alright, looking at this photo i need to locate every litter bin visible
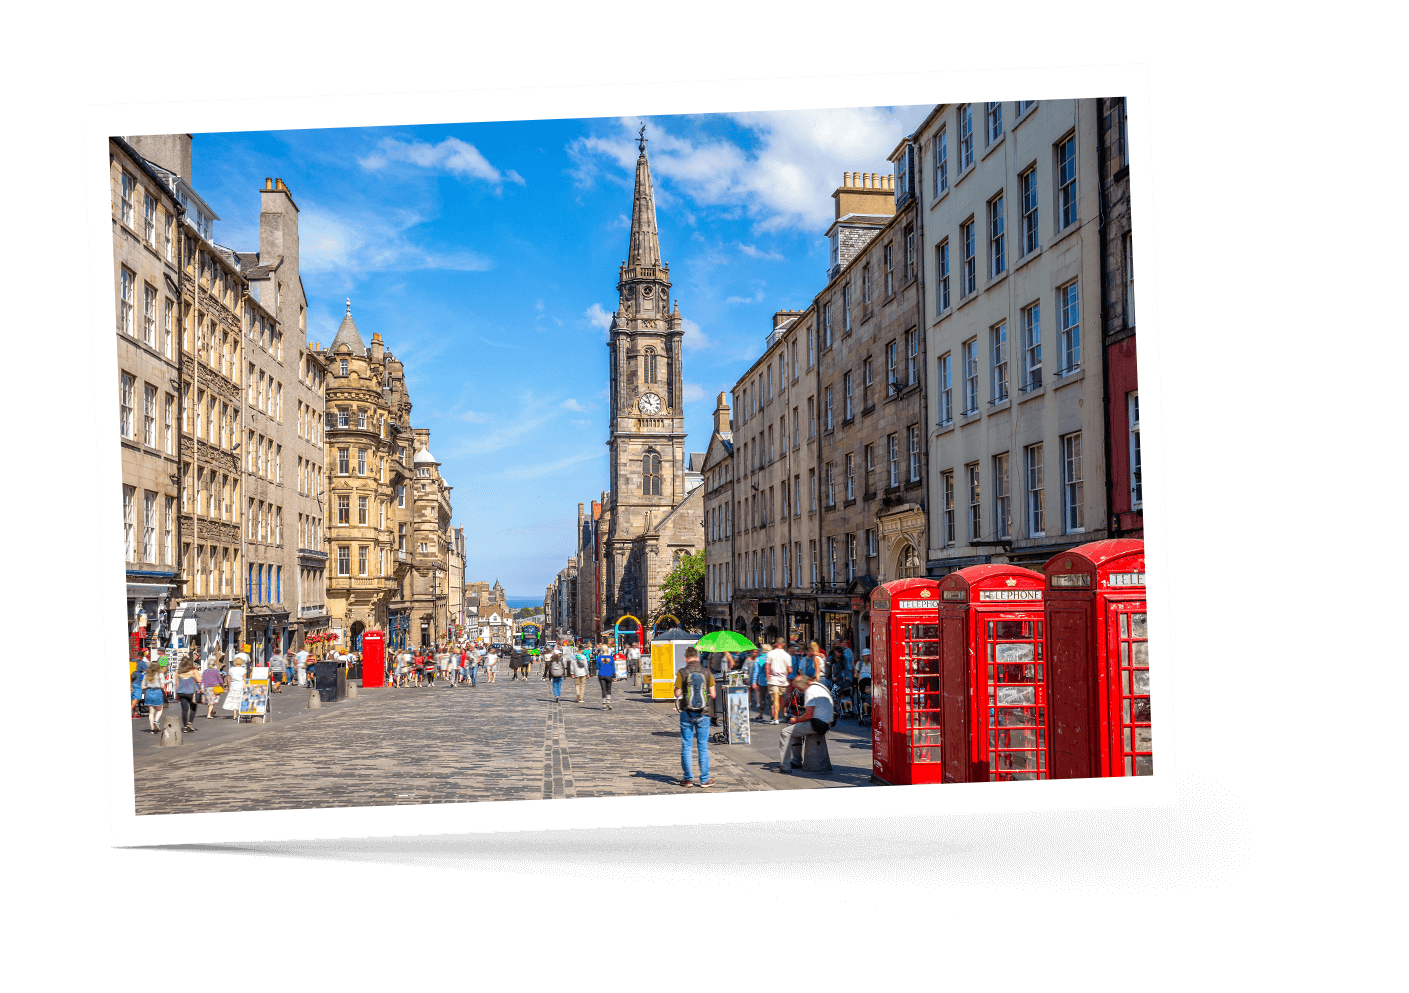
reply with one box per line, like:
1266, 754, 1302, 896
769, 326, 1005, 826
311, 661, 346, 703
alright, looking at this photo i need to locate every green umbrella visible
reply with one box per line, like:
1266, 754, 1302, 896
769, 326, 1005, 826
692, 630, 757, 653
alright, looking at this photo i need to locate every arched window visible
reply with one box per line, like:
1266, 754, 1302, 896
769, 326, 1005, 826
644, 347, 657, 384
896, 542, 922, 578
642, 449, 662, 495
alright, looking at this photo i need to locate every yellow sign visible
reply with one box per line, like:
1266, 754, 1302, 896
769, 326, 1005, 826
650, 644, 676, 701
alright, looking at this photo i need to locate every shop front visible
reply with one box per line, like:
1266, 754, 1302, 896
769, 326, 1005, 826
387, 609, 410, 650
783, 597, 815, 648
168, 600, 236, 665
126, 572, 179, 657
818, 599, 852, 650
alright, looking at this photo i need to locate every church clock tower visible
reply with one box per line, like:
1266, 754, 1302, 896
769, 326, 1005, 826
603, 128, 688, 617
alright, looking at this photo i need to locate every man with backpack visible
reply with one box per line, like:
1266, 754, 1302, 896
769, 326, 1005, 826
674, 647, 715, 787
544, 650, 565, 704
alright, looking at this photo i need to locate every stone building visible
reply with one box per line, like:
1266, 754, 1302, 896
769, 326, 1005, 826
401, 432, 454, 647
1098, 97, 1142, 539
465, 581, 511, 644
727, 310, 806, 646
813, 164, 925, 654
319, 306, 416, 650
448, 526, 466, 637
112, 138, 184, 653
598, 133, 703, 632
545, 559, 578, 640
572, 500, 605, 641
234, 177, 329, 653
699, 394, 734, 633
915, 100, 1109, 573
127, 135, 249, 660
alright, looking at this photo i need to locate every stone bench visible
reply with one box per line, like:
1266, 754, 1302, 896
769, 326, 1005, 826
785, 727, 833, 774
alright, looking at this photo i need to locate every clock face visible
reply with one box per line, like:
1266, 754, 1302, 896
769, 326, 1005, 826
638, 393, 662, 414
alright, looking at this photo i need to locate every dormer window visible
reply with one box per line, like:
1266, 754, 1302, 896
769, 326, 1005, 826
829, 231, 839, 270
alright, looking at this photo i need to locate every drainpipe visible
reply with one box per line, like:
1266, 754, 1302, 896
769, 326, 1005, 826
1095, 99, 1118, 539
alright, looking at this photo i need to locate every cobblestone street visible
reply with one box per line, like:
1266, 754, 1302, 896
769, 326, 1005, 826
133, 672, 875, 815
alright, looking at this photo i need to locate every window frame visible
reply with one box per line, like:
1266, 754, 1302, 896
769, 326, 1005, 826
989, 192, 1006, 277
991, 322, 1009, 403
1026, 442, 1045, 537
938, 353, 953, 426
1057, 134, 1078, 230
993, 452, 1011, 539
1062, 432, 1085, 533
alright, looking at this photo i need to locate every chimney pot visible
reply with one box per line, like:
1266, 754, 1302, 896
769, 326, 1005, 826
843, 172, 850, 187
265, 178, 273, 189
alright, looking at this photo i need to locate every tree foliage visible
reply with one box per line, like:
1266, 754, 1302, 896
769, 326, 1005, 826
655, 550, 706, 632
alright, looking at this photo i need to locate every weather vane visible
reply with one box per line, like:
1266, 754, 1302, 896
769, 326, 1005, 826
638, 122, 647, 152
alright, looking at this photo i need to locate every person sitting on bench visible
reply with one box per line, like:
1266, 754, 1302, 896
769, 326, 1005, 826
776, 674, 834, 774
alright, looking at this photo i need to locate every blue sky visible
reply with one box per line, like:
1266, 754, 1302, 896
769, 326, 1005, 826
190, 107, 929, 596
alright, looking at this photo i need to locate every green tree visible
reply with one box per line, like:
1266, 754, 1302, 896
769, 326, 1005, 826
655, 550, 705, 632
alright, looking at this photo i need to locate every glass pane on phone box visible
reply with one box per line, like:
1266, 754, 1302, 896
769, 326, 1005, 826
1135, 755, 1154, 776
1130, 697, 1152, 723
1123, 699, 1130, 723
920, 710, 942, 727
1120, 642, 1129, 666
916, 643, 940, 660
1124, 755, 1133, 776
1134, 727, 1154, 752
1132, 641, 1149, 666
918, 624, 940, 640
997, 685, 1036, 706
996, 642, 1035, 663
988, 730, 995, 747
914, 747, 941, 763
1131, 613, 1148, 638
1004, 728, 1036, 749
1123, 727, 1131, 751
1132, 670, 1151, 695
997, 707, 1036, 727
1121, 670, 1130, 695
987, 621, 995, 637
1120, 613, 1129, 638
912, 729, 941, 746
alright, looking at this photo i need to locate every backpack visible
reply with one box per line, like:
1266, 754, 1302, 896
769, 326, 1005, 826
682, 668, 708, 712
549, 656, 564, 678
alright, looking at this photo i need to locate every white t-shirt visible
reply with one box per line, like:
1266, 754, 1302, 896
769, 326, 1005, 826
765, 648, 792, 687
803, 683, 834, 724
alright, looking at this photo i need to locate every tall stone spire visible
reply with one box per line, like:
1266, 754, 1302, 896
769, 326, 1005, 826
626, 125, 661, 268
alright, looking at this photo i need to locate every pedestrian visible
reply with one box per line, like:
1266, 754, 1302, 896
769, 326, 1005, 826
809, 641, 829, 689
567, 643, 588, 702
776, 674, 834, 775
130, 655, 148, 720
201, 659, 226, 718
174, 658, 201, 733
544, 650, 565, 704
674, 647, 715, 787
295, 648, 309, 688
764, 639, 792, 724
464, 648, 476, 687
485, 648, 498, 683
749, 650, 766, 719
627, 641, 641, 683
596, 644, 617, 710
140, 662, 167, 734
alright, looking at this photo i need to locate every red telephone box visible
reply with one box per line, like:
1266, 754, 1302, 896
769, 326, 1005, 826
937, 565, 1049, 783
361, 629, 387, 688
869, 578, 943, 786
871, 568, 1048, 786
1044, 539, 1149, 779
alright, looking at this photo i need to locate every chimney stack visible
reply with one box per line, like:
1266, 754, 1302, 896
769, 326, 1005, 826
127, 133, 192, 182
714, 392, 733, 438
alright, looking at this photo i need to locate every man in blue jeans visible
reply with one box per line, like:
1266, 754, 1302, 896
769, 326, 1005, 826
674, 647, 716, 787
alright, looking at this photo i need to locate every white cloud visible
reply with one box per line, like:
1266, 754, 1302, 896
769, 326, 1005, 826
358, 137, 526, 187
560, 398, 586, 411
584, 302, 614, 338
681, 316, 712, 352
300, 201, 493, 276
570, 108, 929, 234
725, 288, 766, 304
682, 382, 708, 403
571, 419, 591, 427
739, 242, 785, 261
458, 410, 490, 423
